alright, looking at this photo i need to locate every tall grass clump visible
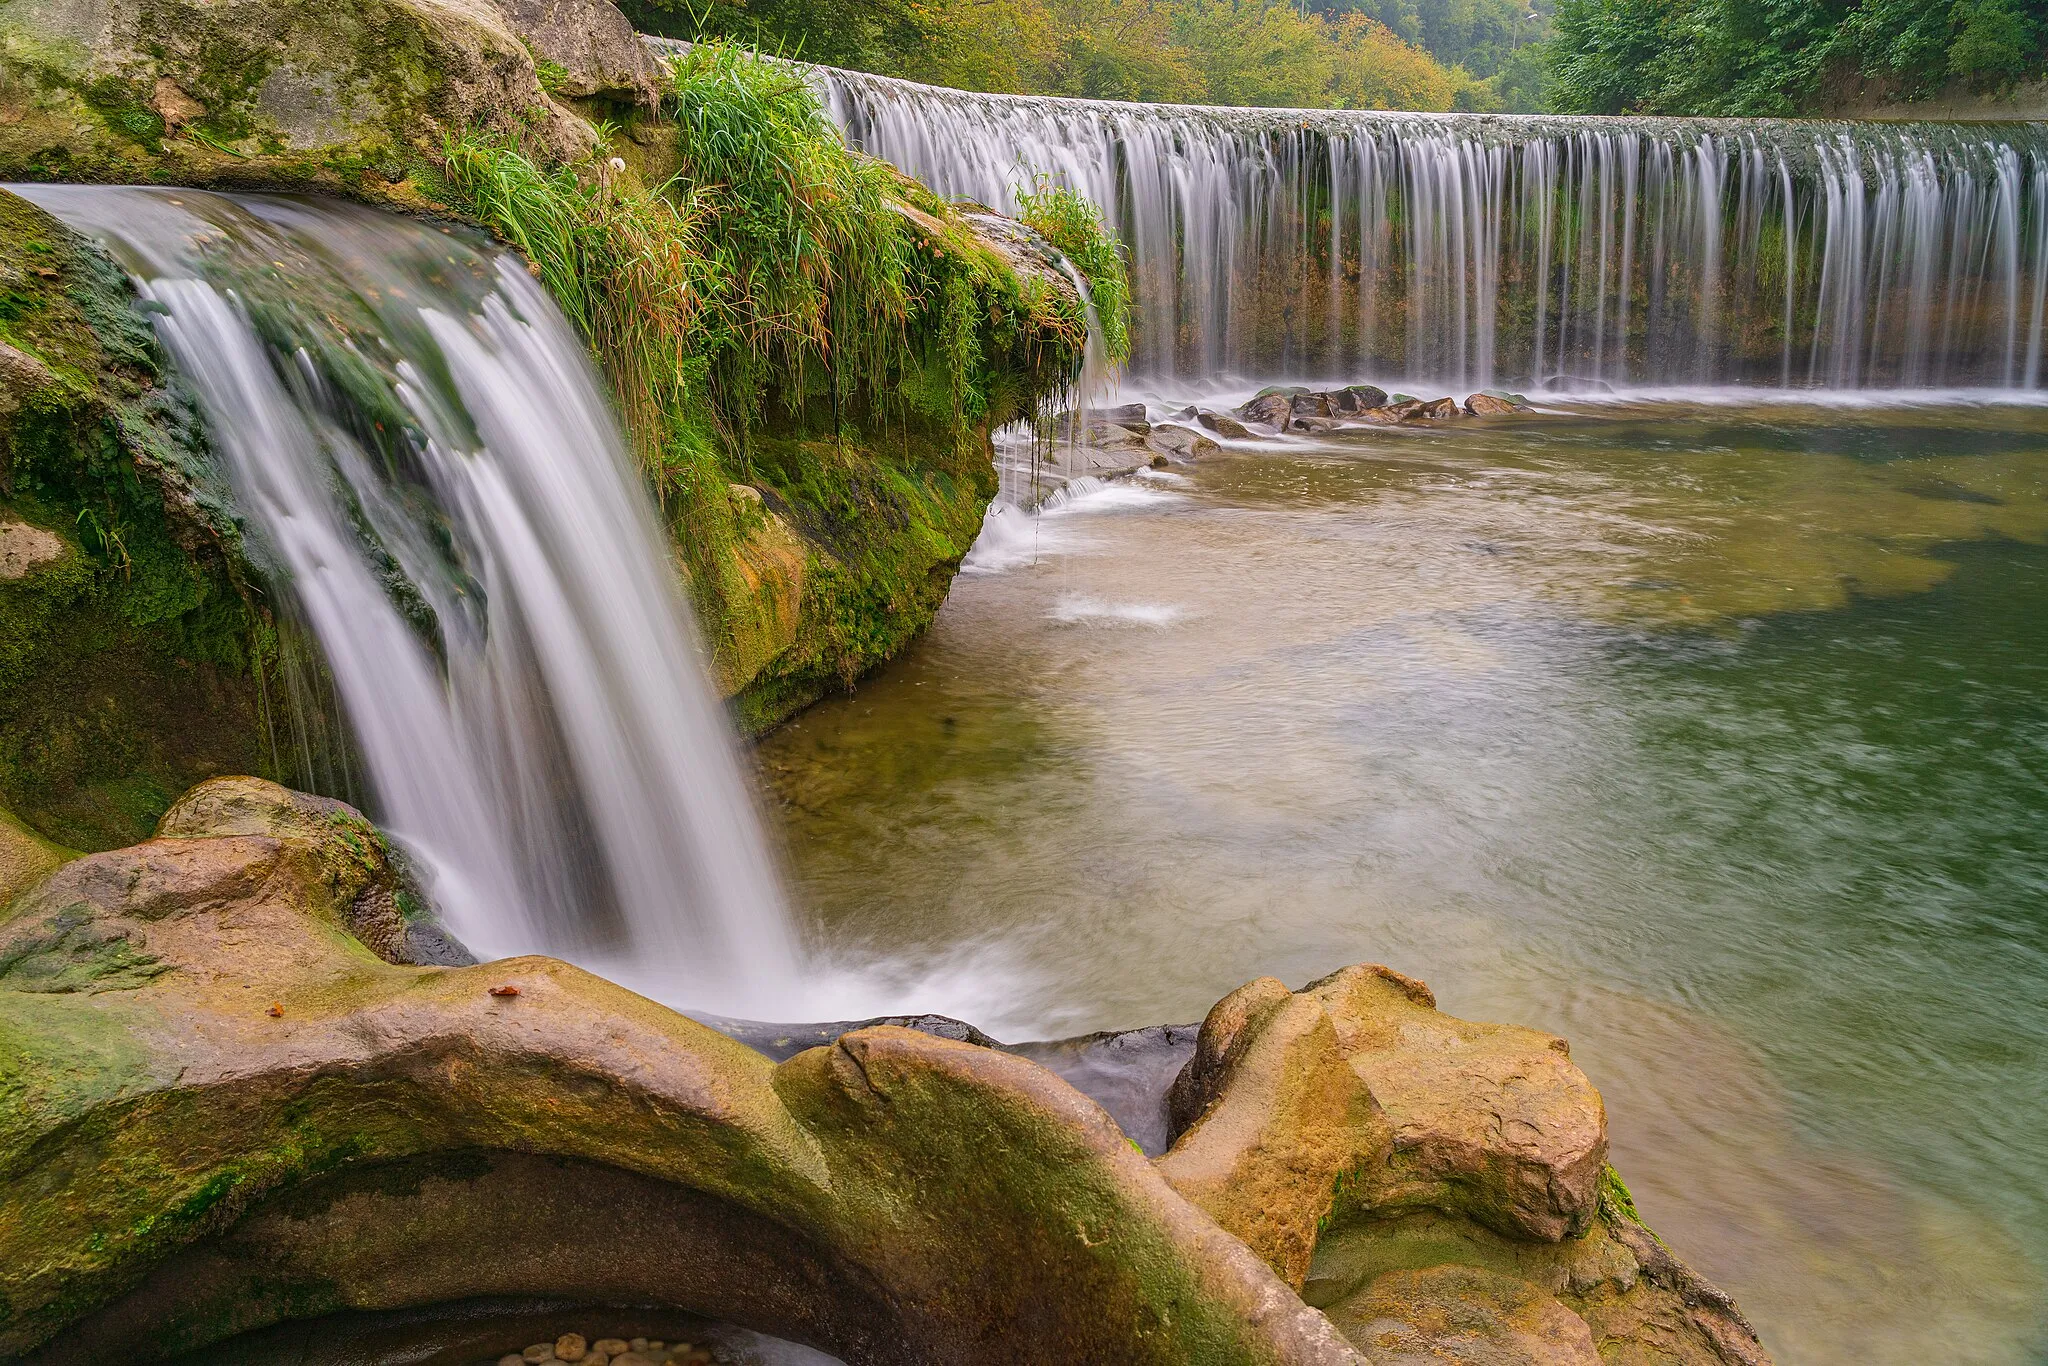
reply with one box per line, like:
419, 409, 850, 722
438, 43, 1093, 471
663, 41, 915, 429
436, 135, 718, 498
1015, 180, 1132, 368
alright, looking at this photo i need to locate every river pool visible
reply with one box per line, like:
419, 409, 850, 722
759, 394, 2048, 1366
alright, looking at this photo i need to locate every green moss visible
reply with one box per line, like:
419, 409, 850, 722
429, 49, 1085, 730
0, 191, 276, 849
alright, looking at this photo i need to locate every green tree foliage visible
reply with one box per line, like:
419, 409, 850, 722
621, 0, 1471, 110
1545, 0, 2047, 115
1320, 0, 1553, 79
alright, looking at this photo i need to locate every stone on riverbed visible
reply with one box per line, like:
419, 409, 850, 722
1197, 409, 1254, 438
1466, 390, 1531, 415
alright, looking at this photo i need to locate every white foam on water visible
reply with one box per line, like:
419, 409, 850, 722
1048, 593, 1184, 626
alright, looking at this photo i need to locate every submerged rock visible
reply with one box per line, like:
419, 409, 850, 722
1196, 409, 1253, 439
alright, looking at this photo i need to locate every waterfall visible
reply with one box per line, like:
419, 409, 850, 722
791, 58, 2048, 392
19, 186, 798, 1014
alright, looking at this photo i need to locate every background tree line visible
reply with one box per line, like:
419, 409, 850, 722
622, 0, 2044, 117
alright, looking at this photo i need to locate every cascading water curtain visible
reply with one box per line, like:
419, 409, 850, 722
795, 53, 2048, 392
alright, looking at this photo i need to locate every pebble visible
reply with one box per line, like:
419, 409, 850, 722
502, 1332, 717, 1366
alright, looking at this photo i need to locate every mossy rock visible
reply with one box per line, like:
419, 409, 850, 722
0, 0, 605, 194
0, 188, 278, 851
0, 780, 1361, 1363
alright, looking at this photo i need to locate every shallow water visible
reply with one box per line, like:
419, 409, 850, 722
760, 397, 2048, 1365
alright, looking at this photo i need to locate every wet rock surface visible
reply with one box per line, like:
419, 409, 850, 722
2, 778, 1767, 1366
1230, 386, 1533, 432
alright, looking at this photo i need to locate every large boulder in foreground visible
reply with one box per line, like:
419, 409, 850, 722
1, 777, 1768, 1364
0, 777, 1356, 1364
1159, 968, 1768, 1366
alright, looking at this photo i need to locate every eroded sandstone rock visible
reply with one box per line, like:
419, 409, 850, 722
0, 779, 1360, 1365
1160, 967, 1768, 1365
1, 779, 1767, 1366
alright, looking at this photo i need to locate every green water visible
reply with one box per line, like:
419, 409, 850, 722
758, 398, 2048, 1365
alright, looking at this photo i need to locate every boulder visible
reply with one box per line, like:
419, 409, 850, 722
1196, 410, 1253, 439
1239, 393, 1293, 427
493, 0, 657, 100
1148, 423, 1219, 459
1159, 964, 1602, 1276
1289, 393, 1332, 420
1156, 989, 1380, 1288
1416, 397, 1461, 420
1161, 969, 1771, 1366
1329, 386, 1388, 415
1290, 415, 1342, 433
0, 0, 598, 186
1101, 402, 1151, 432
1082, 420, 1150, 452
0, 779, 1363, 1365
1465, 390, 1529, 416
1323, 1264, 1600, 1365
1305, 965, 1606, 1243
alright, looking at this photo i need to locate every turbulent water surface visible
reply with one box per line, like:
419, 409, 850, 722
760, 393, 2048, 1365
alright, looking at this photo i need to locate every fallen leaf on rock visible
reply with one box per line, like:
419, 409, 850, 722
488, 984, 521, 997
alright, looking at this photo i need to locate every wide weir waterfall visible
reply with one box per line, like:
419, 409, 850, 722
18, 186, 799, 1013
810, 64, 2048, 392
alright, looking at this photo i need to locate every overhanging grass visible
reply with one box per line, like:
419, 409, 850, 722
1016, 179, 1132, 368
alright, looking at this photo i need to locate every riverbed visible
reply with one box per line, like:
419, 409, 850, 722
759, 394, 2048, 1366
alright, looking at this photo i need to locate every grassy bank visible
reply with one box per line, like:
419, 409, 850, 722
433, 41, 1109, 728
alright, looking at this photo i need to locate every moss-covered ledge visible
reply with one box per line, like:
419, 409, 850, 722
2, 0, 1090, 743
0, 189, 281, 852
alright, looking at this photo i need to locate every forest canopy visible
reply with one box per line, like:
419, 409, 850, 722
1545, 0, 2048, 115
622, 0, 1550, 112
621, 0, 2044, 116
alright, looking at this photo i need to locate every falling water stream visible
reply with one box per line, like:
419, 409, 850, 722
17, 186, 801, 1016
17, 64, 2048, 1363
792, 56, 2048, 392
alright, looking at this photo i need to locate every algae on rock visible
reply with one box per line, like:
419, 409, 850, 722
3, 1, 1093, 746
0, 188, 283, 852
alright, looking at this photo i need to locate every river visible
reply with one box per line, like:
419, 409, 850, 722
760, 392, 2048, 1365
